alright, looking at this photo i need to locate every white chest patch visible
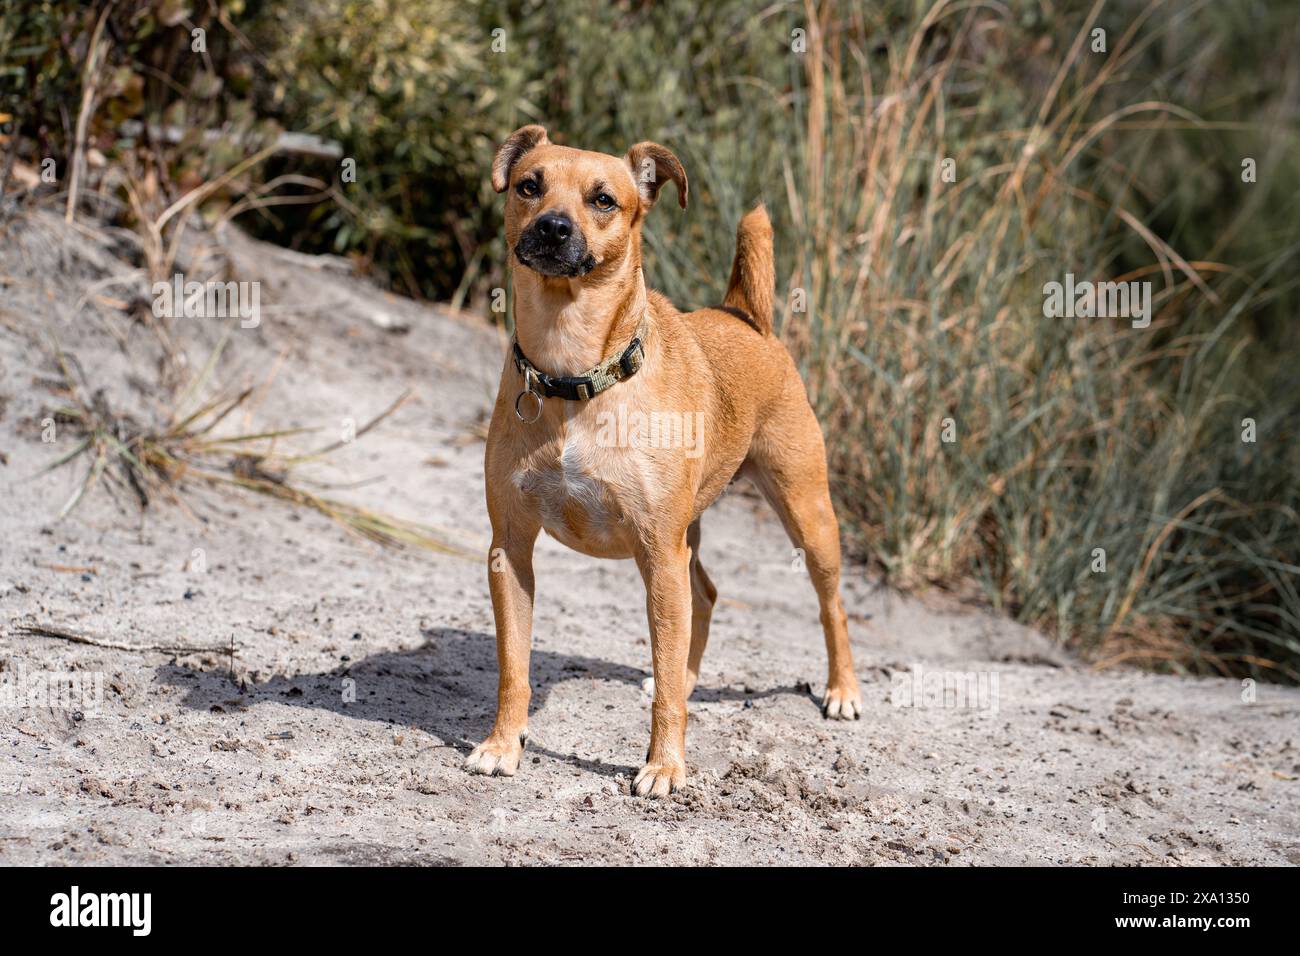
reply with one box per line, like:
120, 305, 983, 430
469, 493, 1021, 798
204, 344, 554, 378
512, 433, 618, 546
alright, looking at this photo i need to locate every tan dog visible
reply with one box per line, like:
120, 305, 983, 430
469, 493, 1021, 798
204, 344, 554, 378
465, 125, 861, 798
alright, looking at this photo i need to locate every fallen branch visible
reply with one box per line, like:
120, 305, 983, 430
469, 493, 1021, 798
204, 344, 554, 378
11, 619, 233, 656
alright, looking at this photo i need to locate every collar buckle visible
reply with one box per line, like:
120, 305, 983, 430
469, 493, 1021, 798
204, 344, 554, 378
618, 338, 644, 379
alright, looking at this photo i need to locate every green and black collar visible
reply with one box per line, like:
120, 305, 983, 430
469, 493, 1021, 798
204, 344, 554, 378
512, 312, 649, 404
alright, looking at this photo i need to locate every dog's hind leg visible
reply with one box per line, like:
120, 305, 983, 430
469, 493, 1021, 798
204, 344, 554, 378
685, 518, 718, 698
743, 383, 862, 720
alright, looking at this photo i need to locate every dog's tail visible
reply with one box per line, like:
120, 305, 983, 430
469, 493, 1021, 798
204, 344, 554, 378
723, 203, 775, 335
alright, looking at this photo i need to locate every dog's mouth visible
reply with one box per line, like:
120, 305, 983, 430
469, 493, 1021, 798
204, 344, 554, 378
514, 245, 597, 278
514, 220, 597, 278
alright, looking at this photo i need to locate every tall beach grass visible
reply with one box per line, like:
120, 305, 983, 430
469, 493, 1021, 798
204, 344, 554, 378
629, 1, 1300, 678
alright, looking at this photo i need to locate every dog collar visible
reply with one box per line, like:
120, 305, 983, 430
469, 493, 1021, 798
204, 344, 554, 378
511, 312, 649, 420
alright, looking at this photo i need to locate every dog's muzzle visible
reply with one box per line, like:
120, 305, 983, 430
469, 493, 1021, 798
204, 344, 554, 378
515, 212, 596, 277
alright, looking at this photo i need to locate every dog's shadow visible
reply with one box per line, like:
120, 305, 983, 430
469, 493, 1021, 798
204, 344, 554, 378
159, 627, 809, 779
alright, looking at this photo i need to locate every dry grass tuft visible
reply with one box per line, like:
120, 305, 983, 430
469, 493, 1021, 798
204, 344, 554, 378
36, 332, 473, 559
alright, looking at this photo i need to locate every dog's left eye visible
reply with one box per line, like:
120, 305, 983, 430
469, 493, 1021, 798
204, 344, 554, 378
592, 192, 617, 211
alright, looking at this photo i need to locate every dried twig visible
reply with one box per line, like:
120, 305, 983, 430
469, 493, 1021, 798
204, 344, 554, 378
33, 562, 97, 574
65, 2, 115, 224
12, 619, 232, 656
294, 388, 413, 461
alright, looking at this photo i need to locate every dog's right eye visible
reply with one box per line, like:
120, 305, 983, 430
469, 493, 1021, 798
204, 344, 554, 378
517, 179, 540, 198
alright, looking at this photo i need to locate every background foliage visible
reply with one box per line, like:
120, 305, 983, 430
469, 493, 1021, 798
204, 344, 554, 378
3, 0, 1298, 679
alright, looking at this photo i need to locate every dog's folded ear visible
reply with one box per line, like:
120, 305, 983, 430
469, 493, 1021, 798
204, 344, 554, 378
625, 142, 688, 210
492, 125, 549, 193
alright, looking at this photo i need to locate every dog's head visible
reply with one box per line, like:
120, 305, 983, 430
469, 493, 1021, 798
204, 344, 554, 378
493, 125, 687, 279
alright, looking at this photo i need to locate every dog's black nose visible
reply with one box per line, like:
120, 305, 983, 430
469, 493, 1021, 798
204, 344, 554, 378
533, 213, 572, 244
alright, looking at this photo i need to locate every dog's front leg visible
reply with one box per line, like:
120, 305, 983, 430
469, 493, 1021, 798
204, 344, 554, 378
465, 516, 540, 777
633, 532, 692, 798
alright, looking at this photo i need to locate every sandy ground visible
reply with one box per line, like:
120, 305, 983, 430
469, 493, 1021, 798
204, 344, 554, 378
1, 209, 1297, 866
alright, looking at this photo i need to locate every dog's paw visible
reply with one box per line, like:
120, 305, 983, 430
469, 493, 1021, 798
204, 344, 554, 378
821, 682, 862, 720
463, 730, 526, 777
632, 758, 686, 799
